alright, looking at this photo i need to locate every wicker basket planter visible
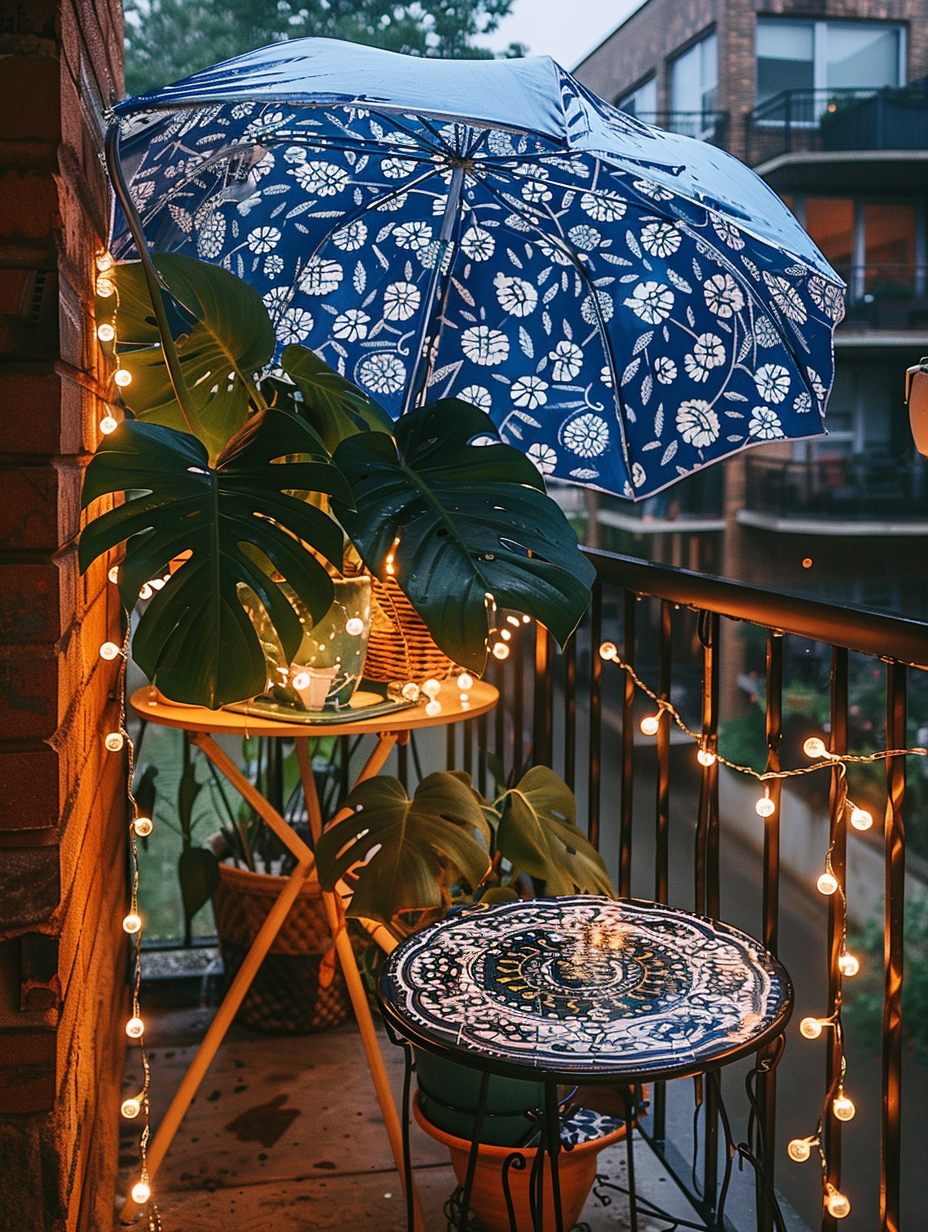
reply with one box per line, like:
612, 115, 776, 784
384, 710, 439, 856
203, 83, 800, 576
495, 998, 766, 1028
344, 563, 456, 684
213, 862, 350, 1033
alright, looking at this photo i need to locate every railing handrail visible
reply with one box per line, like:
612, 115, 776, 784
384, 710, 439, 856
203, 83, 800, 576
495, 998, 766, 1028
584, 546, 928, 668
750, 82, 928, 125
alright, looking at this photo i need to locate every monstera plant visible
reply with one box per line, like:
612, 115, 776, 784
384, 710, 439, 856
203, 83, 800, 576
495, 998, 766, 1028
314, 764, 616, 934
81, 254, 595, 707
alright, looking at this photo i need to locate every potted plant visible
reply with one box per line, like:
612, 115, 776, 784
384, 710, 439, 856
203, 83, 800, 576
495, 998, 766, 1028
80, 254, 595, 710
314, 763, 627, 1229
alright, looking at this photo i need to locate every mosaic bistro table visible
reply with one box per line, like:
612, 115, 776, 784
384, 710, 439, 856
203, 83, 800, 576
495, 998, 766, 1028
379, 895, 793, 1232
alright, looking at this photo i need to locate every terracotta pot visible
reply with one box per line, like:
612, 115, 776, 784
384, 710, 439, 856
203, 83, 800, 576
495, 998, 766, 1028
413, 1090, 625, 1232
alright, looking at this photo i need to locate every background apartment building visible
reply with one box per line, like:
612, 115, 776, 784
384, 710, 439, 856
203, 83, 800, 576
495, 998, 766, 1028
573, 0, 928, 621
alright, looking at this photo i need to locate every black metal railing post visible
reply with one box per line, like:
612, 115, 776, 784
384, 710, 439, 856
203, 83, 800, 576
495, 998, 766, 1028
882, 662, 906, 1232
620, 591, 636, 898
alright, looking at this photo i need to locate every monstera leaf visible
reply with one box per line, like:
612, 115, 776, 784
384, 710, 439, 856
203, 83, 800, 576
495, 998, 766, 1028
496, 766, 615, 897
282, 344, 393, 454
315, 773, 491, 925
101, 255, 276, 462
333, 401, 595, 671
79, 410, 352, 707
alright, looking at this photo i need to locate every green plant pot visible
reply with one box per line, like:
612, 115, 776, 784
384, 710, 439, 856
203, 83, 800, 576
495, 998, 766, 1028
242, 576, 372, 710
414, 1049, 545, 1147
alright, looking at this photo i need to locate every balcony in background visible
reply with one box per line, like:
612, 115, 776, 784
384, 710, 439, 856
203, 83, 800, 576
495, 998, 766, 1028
629, 110, 730, 149
746, 84, 928, 194
740, 452, 928, 533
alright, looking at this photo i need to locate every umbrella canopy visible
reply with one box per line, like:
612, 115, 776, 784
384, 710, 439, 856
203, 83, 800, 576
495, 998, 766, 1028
108, 38, 845, 499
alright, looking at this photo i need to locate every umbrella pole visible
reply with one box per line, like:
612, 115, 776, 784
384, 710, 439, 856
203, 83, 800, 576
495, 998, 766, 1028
399, 163, 465, 418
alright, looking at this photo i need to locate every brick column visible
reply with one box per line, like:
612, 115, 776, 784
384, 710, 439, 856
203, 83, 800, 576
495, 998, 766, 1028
0, 3, 127, 1230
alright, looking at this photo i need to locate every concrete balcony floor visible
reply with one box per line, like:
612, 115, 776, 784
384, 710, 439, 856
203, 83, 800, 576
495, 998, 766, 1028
119, 1005, 701, 1231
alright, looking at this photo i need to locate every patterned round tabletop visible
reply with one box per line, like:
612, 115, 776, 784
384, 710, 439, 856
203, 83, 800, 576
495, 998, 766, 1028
379, 897, 792, 1081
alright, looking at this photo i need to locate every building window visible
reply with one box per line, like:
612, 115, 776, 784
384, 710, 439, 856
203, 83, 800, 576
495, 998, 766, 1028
617, 76, 657, 120
793, 196, 924, 299
669, 31, 717, 137
756, 19, 905, 113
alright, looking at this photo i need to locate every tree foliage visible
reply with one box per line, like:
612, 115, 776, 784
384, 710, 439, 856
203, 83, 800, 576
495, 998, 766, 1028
124, 0, 524, 97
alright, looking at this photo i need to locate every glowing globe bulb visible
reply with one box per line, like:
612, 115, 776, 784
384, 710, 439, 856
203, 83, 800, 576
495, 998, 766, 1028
108, 565, 120, 584
803, 736, 828, 759
838, 953, 860, 977
114, 368, 132, 387
599, 641, 618, 661
133, 817, 153, 838
121, 1097, 141, 1119
501, 629, 511, 641
422, 678, 441, 699
425, 700, 442, 718
492, 643, 510, 660
105, 732, 125, 752
291, 671, 311, 691
697, 748, 717, 767
522, 615, 531, 624
755, 795, 776, 818
787, 1138, 812, 1162
96, 252, 115, 272
401, 682, 420, 701
800, 1017, 824, 1040
640, 714, 660, 736
457, 673, 474, 690
97, 322, 115, 342
833, 1094, 856, 1121
99, 415, 118, 435
817, 871, 839, 896
131, 1181, 151, 1205
850, 807, 873, 831
99, 641, 121, 661
125, 1017, 144, 1039
345, 617, 364, 636
825, 1186, 851, 1219
96, 277, 115, 297
123, 913, 142, 935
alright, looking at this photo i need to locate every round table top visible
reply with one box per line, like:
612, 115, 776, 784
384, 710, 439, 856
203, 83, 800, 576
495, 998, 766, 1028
130, 678, 498, 737
379, 896, 792, 1083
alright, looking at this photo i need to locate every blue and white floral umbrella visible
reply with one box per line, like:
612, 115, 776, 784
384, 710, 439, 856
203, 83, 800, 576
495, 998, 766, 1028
107, 38, 844, 499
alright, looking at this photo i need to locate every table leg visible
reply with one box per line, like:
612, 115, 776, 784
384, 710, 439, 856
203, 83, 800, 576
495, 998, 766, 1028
295, 733, 425, 1232
121, 733, 318, 1222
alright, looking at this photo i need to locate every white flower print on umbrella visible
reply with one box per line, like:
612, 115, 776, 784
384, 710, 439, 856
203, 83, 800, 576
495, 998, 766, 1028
580, 191, 626, 222
632, 462, 647, 489
383, 281, 421, 322
562, 413, 610, 457
511, 376, 549, 408
292, 160, 349, 195
710, 214, 745, 250
581, 291, 614, 324
278, 307, 314, 343
458, 385, 492, 410
793, 391, 812, 413
246, 225, 281, 253
460, 226, 495, 261
685, 333, 726, 380
654, 357, 678, 385
633, 178, 674, 201
358, 352, 407, 396
299, 257, 343, 295
749, 407, 784, 439
394, 221, 433, 252
332, 220, 368, 251
196, 212, 226, 259
640, 222, 682, 258
567, 224, 602, 252
333, 310, 370, 341
754, 316, 780, 347
495, 273, 538, 317
263, 254, 284, 276
262, 286, 291, 314
704, 274, 744, 319
625, 281, 674, 325
676, 400, 720, 449
754, 363, 791, 404
763, 272, 808, 324
461, 326, 510, 366
550, 340, 583, 382
528, 442, 558, 474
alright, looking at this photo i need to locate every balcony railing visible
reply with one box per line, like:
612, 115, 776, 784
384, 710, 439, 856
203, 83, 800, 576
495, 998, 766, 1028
627, 109, 730, 148
745, 82, 928, 166
459, 548, 927, 1230
743, 453, 928, 522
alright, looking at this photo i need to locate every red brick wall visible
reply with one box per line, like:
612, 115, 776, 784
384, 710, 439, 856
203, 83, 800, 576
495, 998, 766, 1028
0, 3, 127, 1230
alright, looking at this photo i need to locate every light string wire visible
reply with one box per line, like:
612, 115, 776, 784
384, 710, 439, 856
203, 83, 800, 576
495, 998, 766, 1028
597, 641, 922, 1221
110, 624, 161, 1230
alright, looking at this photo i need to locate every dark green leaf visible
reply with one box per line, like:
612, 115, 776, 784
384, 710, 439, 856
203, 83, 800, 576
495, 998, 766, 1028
132, 763, 159, 822
178, 846, 220, 928
333, 401, 595, 671
496, 766, 616, 897
315, 773, 490, 925
80, 411, 352, 707
178, 758, 202, 845
105, 255, 277, 461
282, 344, 393, 454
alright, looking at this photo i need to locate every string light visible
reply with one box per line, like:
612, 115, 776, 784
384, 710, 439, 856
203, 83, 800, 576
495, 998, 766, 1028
755, 790, 776, 818
138, 584, 153, 600
121, 1097, 142, 1119
850, 806, 873, 831
132, 817, 153, 838
401, 682, 420, 702
96, 276, 115, 297
100, 641, 123, 660
639, 713, 660, 736
787, 1137, 815, 1162
425, 700, 442, 717
123, 913, 143, 935
457, 673, 474, 691
832, 1092, 856, 1121
96, 251, 115, 272
108, 565, 120, 584
114, 368, 132, 387
291, 671, 311, 691
817, 870, 839, 896
500, 629, 511, 641
697, 747, 717, 767
131, 1181, 151, 1206
100, 415, 119, 435
97, 322, 116, 342
599, 641, 618, 661
799, 1017, 828, 1040
492, 643, 510, 660
126, 1016, 145, 1039
105, 731, 125, 752
345, 617, 364, 636
803, 736, 829, 759
838, 952, 860, 978
422, 679, 441, 699
825, 1185, 851, 1220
